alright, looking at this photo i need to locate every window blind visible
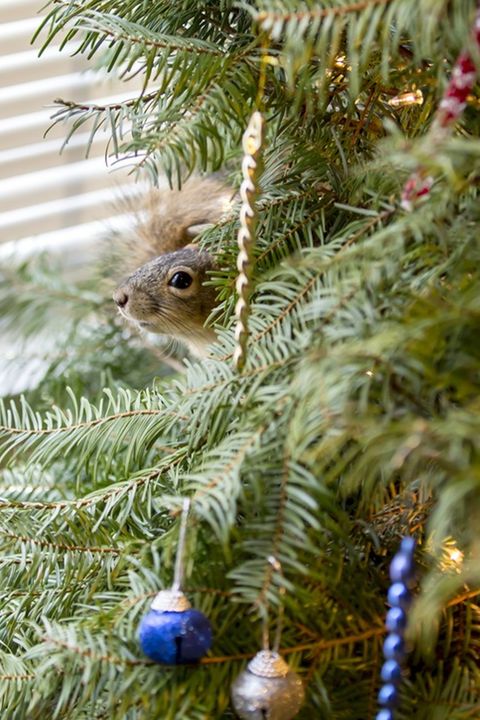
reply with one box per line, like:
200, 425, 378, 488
0, 0, 142, 269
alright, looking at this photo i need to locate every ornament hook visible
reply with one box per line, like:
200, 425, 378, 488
172, 497, 191, 593
261, 555, 286, 653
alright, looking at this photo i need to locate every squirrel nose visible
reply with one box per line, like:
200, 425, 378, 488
113, 288, 129, 308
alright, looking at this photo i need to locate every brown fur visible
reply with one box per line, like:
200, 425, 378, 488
116, 177, 233, 268
112, 177, 233, 355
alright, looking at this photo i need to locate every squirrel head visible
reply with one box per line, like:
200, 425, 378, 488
113, 245, 217, 352
112, 177, 233, 355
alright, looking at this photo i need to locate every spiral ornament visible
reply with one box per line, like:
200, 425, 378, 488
233, 111, 264, 371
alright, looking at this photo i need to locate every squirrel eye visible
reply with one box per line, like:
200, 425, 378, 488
168, 271, 193, 289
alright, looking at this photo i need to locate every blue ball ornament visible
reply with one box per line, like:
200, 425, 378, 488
400, 537, 415, 555
138, 590, 212, 665
383, 633, 405, 662
378, 683, 398, 707
380, 659, 402, 684
389, 552, 415, 585
376, 710, 394, 720
387, 582, 411, 609
385, 606, 407, 633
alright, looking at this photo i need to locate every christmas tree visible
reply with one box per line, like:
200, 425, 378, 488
1, 1, 480, 718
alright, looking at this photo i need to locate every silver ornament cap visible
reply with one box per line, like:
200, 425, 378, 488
150, 589, 191, 612
248, 650, 290, 678
231, 651, 305, 720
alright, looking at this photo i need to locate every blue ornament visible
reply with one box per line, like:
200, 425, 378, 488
389, 553, 415, 585
385, 607, 407, 633
400, 537, 415, 555
380, 659, 402, 684
138, 590, 212, 665
383, 633, 405, 661
387, 582, 411, 609
378, 683, 398, 707
376, 710, 394, 720
377, 536, 416, 720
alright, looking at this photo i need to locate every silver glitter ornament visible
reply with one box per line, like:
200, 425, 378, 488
231, 650, 304, 720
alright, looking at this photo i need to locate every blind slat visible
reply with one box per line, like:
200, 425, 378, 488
0, 131, 106, 178
0, 184, 138, 241
0, 17, 43, 55
0, 3, 137, 251
0, 70, 140, 120
0, 156, 132, 212
0, 0, 43, 23
0, 45, 85, 86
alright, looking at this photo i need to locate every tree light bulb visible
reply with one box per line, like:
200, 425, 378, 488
388, 89, 424, 108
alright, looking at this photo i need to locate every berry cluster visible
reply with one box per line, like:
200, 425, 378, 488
376, 537, 416, 720
401, 6, 480, 211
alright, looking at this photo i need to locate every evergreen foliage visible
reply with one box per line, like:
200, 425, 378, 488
1, 1, 480, 717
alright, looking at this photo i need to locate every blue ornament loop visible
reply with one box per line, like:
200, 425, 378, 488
377, 536, 416, 720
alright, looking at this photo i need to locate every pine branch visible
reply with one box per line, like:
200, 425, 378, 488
256, 0, 394, 23
2, 1, 480, 717
0, 389, 183, 475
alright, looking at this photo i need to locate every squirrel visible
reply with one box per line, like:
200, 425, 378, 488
112, 177, 234, 357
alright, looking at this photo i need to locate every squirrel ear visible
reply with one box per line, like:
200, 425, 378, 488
185, 222, 214, 239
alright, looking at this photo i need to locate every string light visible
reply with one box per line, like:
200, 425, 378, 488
388, 89, 424, 108
441, 540, 464, 573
